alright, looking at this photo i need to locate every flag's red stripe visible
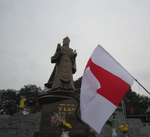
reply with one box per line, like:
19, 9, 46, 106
86, 58, 130, 106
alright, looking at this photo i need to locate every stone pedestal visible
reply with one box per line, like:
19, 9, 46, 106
33, 91, 95, 137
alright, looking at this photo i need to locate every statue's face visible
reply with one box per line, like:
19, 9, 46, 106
63, 39, 70, 46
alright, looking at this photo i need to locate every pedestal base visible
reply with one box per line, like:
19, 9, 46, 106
33, 91, 95, 137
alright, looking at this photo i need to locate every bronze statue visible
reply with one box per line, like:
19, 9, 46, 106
45, 37, 77, 92
35, 38, 89, 137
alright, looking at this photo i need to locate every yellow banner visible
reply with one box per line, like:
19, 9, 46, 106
20, 98, 25, 108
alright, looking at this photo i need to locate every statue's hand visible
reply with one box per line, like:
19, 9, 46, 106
74, 49, 77, 57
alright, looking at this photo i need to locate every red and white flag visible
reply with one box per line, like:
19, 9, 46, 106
80, 45, 135, 133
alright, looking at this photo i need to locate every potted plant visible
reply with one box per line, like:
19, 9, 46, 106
106, 115, 118, 137
120, 124, 129, 137
51, 111, 72, 137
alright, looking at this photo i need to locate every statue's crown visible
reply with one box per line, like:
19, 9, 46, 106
63, 36, 70, 42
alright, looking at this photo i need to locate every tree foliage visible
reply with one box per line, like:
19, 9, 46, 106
0, 89, 19, 115
16, 84, 42, 114
124, 89, 150, 115
74, 76, 82, 93
0, 77, 150, 115
0, 84, 42, 115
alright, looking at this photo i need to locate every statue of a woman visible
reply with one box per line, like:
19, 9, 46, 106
45, 37, 77, 92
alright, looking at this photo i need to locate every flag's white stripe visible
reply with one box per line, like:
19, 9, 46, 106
80, 67, 100, 114
91, 45, 134, 86
81, 93, 116, 133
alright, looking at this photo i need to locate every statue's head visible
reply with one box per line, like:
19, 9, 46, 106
63, 37, 70, 46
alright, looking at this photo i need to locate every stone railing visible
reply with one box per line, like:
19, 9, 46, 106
0, 112, 41, 137
0, 111, 150, 137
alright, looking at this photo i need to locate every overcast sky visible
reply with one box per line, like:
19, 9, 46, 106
0, 0, 150, 97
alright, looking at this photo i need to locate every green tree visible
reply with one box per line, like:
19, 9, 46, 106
0, 89, 19, 115
16, 84, 42, 114
74, 76, 82, 93
0, 84, 43, 115
123, 89, 150, 115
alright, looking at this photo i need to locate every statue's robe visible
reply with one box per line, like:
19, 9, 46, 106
45, 44, 76, 91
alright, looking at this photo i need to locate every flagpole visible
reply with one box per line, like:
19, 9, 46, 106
135, 79, 150, 95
